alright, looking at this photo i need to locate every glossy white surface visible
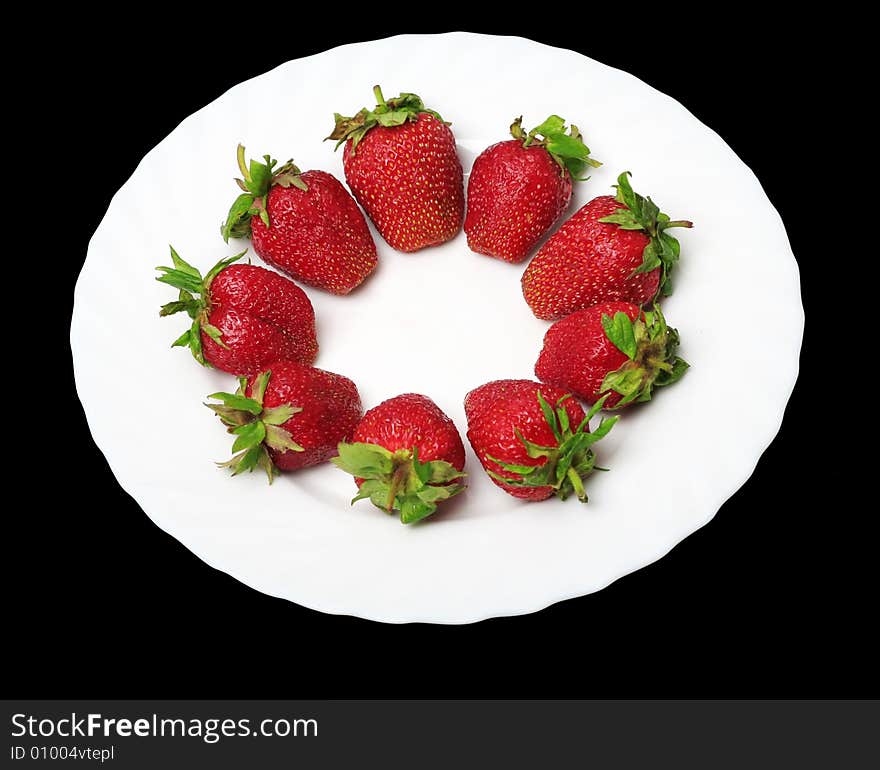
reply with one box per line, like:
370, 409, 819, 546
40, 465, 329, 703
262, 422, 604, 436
71, 33, 803, 623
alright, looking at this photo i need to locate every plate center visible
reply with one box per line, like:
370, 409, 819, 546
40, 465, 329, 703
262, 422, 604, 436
309, 230, 549, 413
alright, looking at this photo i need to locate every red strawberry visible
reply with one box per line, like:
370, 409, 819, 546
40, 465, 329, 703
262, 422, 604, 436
206, 361, 362, 482
328, 87, 464, 252
536, 301, 688, 409
465, 380, 616, 502
221, 145, 377, 294
331, 393, 466, 524
156, 247, 317, 375
464, 115, 600, 263
522, 172, 693, 320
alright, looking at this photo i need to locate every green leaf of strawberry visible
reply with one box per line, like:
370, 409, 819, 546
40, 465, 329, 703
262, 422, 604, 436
221, 145, 308, 242
510, 115, 601, 180
155, 246, 247, 366
599, 304, 689, 407
264, 424, 304, 453
223, 193, 257, 241
262, 404, 298, 426
326, 86, 447, 154
205, 370, 304, 483
231, 420, 266, 452
601, 312, 638, 360
488, 393, 617, 502
205, 391, 263, 415
598, 172, 693, 298
332, 442, 466, 524
334, 442, 394, 479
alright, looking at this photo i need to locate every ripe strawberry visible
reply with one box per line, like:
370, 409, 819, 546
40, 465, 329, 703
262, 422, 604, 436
206, 361, 362, 482
536, 301, 688, 409
465, 380, 616, 502
327, 86, 464, 252
331, 394, 466, 524
464, 115, 600, 263
156, 247, 317, 375
221, 145, 377, 294
522, 172, 693, 320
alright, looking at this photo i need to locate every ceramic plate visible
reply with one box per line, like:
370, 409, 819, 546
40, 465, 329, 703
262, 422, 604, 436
70, 33, 803, 623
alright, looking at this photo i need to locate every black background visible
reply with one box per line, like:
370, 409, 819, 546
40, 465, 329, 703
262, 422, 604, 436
12, 21, 868, 697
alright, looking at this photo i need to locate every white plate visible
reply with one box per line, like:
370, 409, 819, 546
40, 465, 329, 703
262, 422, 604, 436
71, 33, 803, 624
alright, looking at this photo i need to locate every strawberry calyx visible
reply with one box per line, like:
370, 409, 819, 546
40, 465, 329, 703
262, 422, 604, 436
205, 369, 304, 484
600, 305, 689, 407
487, 393, 617, 503
331, 442, 466, 524
598, 171, 694, 298
326, 85, 447, 155
221, 144, 308, 242
155, 245, 247, 365
510, 115, 601, 180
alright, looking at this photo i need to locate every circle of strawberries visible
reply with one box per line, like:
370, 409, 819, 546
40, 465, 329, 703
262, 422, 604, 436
156, 84, 693, 524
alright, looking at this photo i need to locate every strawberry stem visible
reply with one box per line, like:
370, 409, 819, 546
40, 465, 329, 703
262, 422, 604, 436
236, 143, 250, 181
373, 84, 385, 106
567, 467, 587, 502
386, 461, 409, 512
